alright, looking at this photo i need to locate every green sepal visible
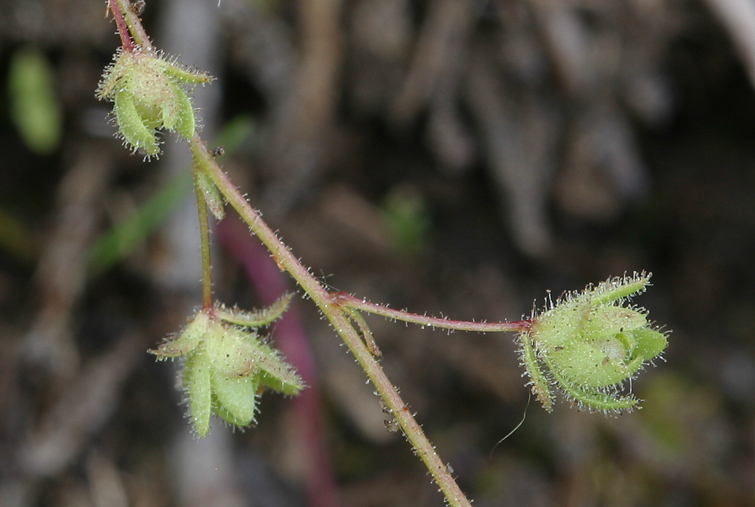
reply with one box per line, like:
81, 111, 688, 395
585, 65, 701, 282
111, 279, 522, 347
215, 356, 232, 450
158, 58, 214, 85
195, 169, 225, 220
529, 300, 590, 351
546, 341, 633, 389
215, 293, 293, 328
203, 326, 260, 378
256, 343, 305, 396
519, 330, 554, 412
211, 373, 259, 427
590, 276, 650, 306
151, 311, 210, 358
159, 82, 182, 132
559, 379, 639, 413
184, 350, 213, 437
114, 90, 159, 156
169, 82, 196, 139
631, 327, 668, 361
548, 362, 639, 413
582, 306, 647, 339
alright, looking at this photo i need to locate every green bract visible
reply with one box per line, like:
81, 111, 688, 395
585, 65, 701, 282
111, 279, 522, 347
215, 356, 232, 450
151, 300, 304, 437
519, 273, 668, 414
96, 46, 212, 157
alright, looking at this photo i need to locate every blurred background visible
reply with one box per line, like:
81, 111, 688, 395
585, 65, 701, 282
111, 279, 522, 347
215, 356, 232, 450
1, 0, 755, 505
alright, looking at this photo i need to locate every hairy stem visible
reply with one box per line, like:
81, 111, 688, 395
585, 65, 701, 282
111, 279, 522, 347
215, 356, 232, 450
112, 0, 152, 50
190, 135, 473, 507
108, 4, 475, 502
192, 168, 214, 310
108, 0, 134, 51
333, 291, 532, 333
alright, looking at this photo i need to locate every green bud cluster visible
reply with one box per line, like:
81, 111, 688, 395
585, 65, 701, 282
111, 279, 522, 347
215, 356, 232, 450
96, 46, 212, 157
151, 300, 304, 436
519, 273, 668, 414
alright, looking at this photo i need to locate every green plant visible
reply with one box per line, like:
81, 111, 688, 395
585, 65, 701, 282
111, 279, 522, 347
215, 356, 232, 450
97, 2, 669, 505
8, 46, 63, 155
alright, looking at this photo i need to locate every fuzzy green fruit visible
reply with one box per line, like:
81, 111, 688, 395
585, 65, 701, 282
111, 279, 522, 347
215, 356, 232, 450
519, 273, 668, 414
96, 47, 212, 157
151, 302, 304, 437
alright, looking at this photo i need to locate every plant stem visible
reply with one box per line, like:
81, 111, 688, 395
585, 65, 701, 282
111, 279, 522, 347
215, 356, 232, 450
108, 0, 135, 52
190, 135, 473, 507
113, 0, 153, 50
109, 3, 475, 504
192, 168, 214, 310
333, 291, 532, 333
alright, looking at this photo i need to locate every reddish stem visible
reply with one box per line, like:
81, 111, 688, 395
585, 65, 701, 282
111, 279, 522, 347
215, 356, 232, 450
332, 291, 532, 333
108, 0, 135, 52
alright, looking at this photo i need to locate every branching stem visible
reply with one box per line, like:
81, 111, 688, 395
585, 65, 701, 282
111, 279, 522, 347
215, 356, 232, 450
100, 3, 670, 503
190, 135, 473, 507
107, 3, 504, 505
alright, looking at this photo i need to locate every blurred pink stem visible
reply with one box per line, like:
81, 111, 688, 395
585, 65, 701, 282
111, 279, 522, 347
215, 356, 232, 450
216, 216, 339, 507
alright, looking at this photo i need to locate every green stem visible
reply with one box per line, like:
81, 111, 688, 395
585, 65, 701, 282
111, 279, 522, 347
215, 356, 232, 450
192, 167, 214, 310
190, 135, 473, 507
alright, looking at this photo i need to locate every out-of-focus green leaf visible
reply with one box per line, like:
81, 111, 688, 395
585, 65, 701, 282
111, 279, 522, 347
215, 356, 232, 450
8, 47, 63, 155
380, 185, 431, 257
0, 207, 37, 262
87, 170, 194, 276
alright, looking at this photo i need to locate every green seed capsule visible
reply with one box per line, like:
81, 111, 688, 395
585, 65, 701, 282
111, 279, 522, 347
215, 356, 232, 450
150, 302, 303, 436
97, 47, 212, 157
519, 273, 668, 414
